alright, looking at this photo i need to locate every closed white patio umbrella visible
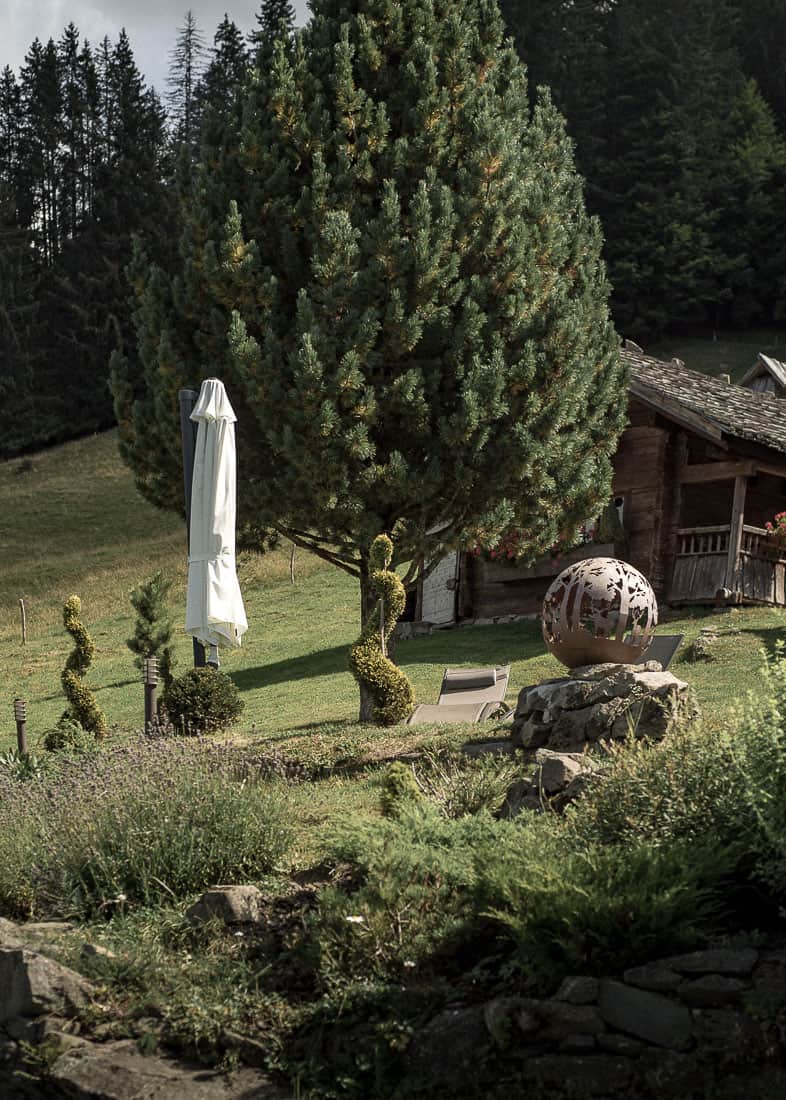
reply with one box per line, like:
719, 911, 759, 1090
185, 378, 248, 653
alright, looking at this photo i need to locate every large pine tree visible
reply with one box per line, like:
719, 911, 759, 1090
115, 0, 624, 717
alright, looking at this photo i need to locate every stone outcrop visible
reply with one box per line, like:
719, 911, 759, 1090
185, 885, 264, 926
500, 748, 599, 816
0, 917, 287, 1100
512, 661, 698, 751
3, 910, 785, 1100
0, 947, 93, 1024
49, 1040, 287, 1099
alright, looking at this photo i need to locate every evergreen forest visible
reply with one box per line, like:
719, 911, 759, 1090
1, 0, 785, 458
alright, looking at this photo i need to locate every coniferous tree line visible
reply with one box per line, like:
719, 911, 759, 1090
1, 0, 785, 458
0, 3, 293, 458
497, 0, 786, 338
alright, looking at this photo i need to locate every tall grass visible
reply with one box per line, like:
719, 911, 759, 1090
0, 739, 291, 920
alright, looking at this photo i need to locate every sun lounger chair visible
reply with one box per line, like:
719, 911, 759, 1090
407, 665, 511, 725
634, 633, 684, 670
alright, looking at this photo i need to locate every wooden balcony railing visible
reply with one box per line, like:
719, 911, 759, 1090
670, 523, 786, 604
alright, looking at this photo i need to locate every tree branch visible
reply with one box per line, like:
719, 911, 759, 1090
275, 524, 361, 577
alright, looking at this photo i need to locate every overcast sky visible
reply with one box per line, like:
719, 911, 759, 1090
1, 0, 310, 97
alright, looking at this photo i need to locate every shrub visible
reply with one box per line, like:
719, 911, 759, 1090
479, 832, 731, 976
411, 749, 522, 819
379, 761, 423, 817
348, 535, 414, 725
0, 740, 291, 919
61, 595, 108, 738
127, 571, 176, 691
564, 723, 753, 851
311, 801, 736, 990
729, 645, 786, 892
42, 717, 96, 754
164, 667, 244, 735
312, 804, 494, 983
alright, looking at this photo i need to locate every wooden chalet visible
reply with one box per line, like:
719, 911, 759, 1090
418, 348, 786, 625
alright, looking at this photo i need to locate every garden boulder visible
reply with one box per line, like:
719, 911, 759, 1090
0, 946, 93, 1023
185, 885, 264, 927
512, 663, 697, 751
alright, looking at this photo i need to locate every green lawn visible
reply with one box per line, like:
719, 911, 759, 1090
2, 429, 783, 756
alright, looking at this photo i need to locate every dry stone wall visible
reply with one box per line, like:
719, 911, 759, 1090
402, 943, 786, 1097
512, 661, 698, 751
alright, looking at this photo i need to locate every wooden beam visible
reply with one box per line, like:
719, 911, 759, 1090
724, 475, 748, 591
680, 460, 757, 484
752, 461, 786, 481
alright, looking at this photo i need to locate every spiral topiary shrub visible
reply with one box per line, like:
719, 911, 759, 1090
348, 535, 415, 725
61, 596, 108, 739
163, 667, 244, 736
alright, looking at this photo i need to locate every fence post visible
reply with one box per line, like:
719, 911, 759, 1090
19, 598, 26, 645
143, 657, 158, 731
178, 388, 206, 669
13, 698, 27, 755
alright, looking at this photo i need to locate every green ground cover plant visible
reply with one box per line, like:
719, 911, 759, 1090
310, 802, 734, 992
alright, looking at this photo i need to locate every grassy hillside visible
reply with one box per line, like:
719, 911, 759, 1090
2, 428, 785, 755
650, 326, 785, 381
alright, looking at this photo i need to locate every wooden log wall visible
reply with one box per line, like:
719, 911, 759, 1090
611, 421, 669, 591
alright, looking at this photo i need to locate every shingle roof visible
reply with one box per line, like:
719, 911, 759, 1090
622, 347, 786, 455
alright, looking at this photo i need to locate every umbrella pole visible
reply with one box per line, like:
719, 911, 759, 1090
179, 388, 207, 669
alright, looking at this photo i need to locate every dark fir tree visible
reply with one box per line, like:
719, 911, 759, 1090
115, 0, 624, 719
18, 37, 62, 266
253, 0, 296, 56
715, 79, 786, 324
0, 65, 37, 446
586, 0, 748, 335
198, 15, 250, 124
734, 0, 786, 130
40, 30, 171, 441
167, 10, 206, 154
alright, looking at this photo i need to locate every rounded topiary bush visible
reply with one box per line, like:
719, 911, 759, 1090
163, 667, 244, 735
42, 718, 95, 754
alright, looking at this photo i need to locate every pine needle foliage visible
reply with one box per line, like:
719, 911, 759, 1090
126, 571, 176, 690
115, 0, 624, 688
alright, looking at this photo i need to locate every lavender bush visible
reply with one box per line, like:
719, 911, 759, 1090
0, 739, 291, 920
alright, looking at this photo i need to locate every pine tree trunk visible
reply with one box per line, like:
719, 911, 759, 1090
358, 566, 375, 723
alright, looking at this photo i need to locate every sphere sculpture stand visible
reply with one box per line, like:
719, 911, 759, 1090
542, 557, 657, 669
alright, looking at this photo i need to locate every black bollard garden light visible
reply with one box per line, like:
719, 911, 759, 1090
143, 657, 158, 731
13, 698, 27, 755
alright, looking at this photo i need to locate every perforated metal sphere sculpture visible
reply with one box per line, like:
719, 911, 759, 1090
542, 557, 657, 669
